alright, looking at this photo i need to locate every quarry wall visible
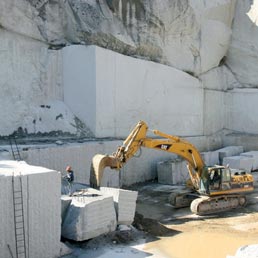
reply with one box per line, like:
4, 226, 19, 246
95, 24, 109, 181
0, 0, 257, 141
0, 0, 258, 182
0, 0, 237, 75
21, 134, 220, 186
63, 45, 203, 138
1, 1, 258, 257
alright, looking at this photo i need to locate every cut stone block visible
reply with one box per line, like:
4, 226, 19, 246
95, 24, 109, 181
157, 158, 190, 185
223, 156, 254, 172
63, 45, 203, 138
61, 195, 72, 223
201, 151, 219, 166
157, 160, 174, 185
216, 146, 244, 165
0, 160, 61, 258
61, 189, 117, 241
240, 151, 258, 171
225, 89, 258, 134
100, 187, 138, 225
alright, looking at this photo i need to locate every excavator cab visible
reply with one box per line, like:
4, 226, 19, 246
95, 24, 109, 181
190, 165, 254, 214
200, 166, 253, 196
209, 166, 231, 192
199, 166, 223, 194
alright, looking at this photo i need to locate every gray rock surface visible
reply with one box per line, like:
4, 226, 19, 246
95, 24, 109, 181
223, 155, 254, 172
0, 0, 236, 75
241, 151, 258, 170
216, 146, 244, 165
227, 0, 258, 87
0, 0, 258, 143
61, 189, 117, 241
100, 187, 138, 225
201, 151, 220, 166
157, 158, 189, 185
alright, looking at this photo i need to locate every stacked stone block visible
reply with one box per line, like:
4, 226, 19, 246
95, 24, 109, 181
100, 187, 138, 225
240, 151, 258, 171
223, 156, 254, 172
201, 151, 219, 166
61, 188, 117, 241
215, 146, 244, 165
157, 158, 189, 185
0, 160, 61, 258
61, 195, 72, 223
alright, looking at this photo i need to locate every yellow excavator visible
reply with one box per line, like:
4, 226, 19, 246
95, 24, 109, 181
90, 121, 254, 215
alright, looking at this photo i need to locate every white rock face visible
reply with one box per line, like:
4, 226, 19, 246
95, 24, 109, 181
63, 45, 203, 138
188, 0, 236, 74
200, 66, 242, 135
0, 0, 44, 41
227, 0, 258, 86
200, 65, 241, 91
0, 0, 236, 75
0, 28, 88, 136
0, 160, 61, 258
0, 0, 257, 140
225, 89, 258, 134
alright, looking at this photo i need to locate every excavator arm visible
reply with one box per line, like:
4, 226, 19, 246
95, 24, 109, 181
90, 121, 205, 190
89, 121, 255, 215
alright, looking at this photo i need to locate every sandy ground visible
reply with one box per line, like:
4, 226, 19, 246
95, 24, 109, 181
61, 180, 258, 258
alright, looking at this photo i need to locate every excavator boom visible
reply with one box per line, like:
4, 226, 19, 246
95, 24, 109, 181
90, 121, 205, 190
89, 121, 254, 215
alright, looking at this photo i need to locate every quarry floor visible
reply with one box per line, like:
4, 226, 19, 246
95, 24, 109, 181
62, 180, 258, 258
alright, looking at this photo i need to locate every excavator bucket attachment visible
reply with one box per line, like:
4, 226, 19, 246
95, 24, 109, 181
90, 154, 119, 189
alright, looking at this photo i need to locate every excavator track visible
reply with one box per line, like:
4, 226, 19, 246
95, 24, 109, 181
169, 191, 198, 208
190, 195, 247, 215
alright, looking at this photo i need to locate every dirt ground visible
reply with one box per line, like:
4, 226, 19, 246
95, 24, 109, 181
62, 179, 258, 258
130, 181, 258, 258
